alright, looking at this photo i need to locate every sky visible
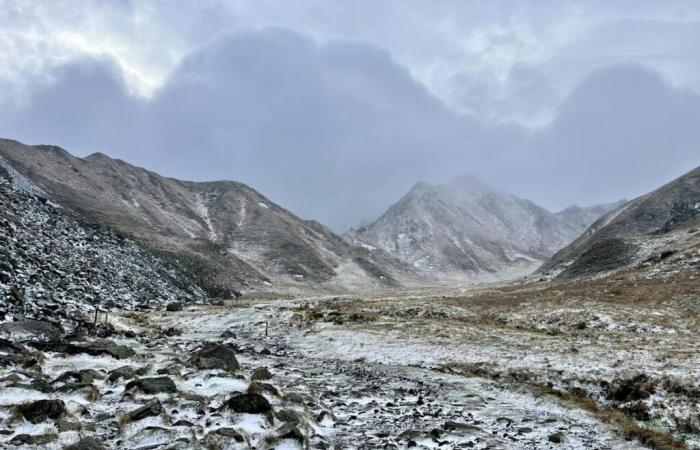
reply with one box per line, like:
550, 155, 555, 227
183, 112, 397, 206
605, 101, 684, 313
1, 1, 699, 230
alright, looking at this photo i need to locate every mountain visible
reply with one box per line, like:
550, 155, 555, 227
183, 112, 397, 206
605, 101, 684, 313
554, 201, 627, 232
541, 166, 700, 279
344, 175, 619, 281
0, 139, 417, 294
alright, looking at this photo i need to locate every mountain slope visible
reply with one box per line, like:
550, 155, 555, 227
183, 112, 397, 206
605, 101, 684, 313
345, 175, 618, 281
0, 139, 416, 293
541, 166, 700, 279
0, 154, 205, 331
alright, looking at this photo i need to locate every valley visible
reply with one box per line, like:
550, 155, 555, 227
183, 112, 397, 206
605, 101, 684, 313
0, 141, 698, 449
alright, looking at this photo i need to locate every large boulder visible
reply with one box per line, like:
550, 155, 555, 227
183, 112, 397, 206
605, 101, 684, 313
0, 319, 62, 342
19, 399, 65, 423
226, 393, 271, 414
127, 399, 163, 422
188, 343, 240, 373
125, 376, 177, 394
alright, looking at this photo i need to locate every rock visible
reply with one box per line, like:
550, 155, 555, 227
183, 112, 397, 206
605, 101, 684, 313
276, 409, 302, 425
55, 419, 82, 432
251, 366, 273, 381
276, 423, 305, 443
442, 421, 481, 432
64, 437, 106, 450
166, 302, 183, 312
173, 419, 195, 427
8, 434, 30, 446
247, 381, 279, 397
214, 428, 244, 442
54, 383, 100, 400
8, 433, 57, 445
128, 399, 163, 422
30, 339, 135, 359
188, 343, 240, 373
226, 393, 272, 414
52, 369, 103, 385
123, 330, 137, 338
19, 399, 65, 423
125, 376, 177, 394
548, 432, 566, 444
108, 366, 137, 382
0, 319, 62, 341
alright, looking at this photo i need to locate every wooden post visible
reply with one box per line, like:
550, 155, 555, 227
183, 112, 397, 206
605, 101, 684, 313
265, 321, 268, 337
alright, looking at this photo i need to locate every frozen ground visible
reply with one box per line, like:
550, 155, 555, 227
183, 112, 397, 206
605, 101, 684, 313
1, 269, 697, 449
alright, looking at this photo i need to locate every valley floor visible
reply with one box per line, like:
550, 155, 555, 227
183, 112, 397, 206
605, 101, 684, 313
1, 272, 698, 449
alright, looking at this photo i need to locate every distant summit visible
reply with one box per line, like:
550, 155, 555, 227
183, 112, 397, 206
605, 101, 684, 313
345, 174, 620, 281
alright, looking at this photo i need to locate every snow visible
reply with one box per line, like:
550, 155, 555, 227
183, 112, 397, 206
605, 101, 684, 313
196, 192, 217, 241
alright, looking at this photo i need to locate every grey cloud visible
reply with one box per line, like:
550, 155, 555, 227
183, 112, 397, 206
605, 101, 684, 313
495, 64, 700, 209
0, 29, 698, 232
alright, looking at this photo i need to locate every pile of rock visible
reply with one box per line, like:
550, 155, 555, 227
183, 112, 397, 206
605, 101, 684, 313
0, 157, 205, 334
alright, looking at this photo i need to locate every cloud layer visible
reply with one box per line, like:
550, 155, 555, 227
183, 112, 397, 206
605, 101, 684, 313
1, 3, 699, 230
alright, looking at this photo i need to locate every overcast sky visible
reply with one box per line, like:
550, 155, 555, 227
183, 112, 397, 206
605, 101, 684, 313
1, 1, 699, 230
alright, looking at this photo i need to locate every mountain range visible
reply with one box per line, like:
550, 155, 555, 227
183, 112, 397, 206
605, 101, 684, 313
0, 139, 418, 295
1, 137, 697, 291
345, 175, 623, 281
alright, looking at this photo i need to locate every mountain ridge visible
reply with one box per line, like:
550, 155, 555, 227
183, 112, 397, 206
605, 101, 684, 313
541, 165, 700, 279
0, 138, 420, 294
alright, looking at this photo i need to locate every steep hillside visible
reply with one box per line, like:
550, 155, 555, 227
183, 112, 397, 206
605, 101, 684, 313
0, 155, 205, 332
0, 139, 415, 293
541, 166, 700, 279
345, 175, 617, 281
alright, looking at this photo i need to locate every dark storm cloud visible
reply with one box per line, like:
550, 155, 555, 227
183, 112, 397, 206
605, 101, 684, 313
0, 28, 699, 230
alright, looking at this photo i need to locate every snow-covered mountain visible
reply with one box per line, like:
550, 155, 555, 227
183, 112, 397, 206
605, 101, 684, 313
0, 139, 418, 294
541, 166, 700, 280
345, 175, 620, 281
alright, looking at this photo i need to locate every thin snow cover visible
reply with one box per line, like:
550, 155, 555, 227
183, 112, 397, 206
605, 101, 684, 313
257, 201, 270, 209
178, 372, 247, 397
196, 191, 218, 241
358, 241, 376, 251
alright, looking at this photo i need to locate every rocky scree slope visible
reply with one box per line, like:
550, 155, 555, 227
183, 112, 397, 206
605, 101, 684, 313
0, 139, 418, 294
345, 175, 620, 281
541, 165, 700, 279
0, 155, 205, 335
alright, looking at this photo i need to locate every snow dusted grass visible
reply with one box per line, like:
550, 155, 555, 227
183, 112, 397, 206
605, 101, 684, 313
269, 271, 699, 449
